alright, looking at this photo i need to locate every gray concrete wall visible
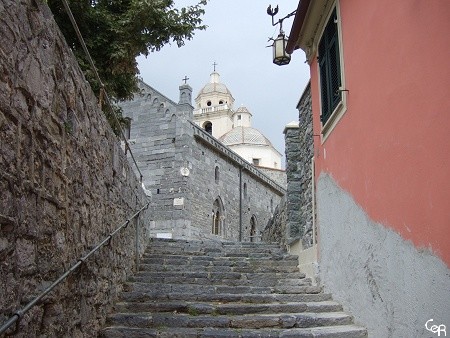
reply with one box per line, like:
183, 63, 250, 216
0, 1, 150, 336
317, 173, 450, 337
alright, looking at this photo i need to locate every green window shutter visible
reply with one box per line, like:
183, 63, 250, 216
319, 8, 342, 125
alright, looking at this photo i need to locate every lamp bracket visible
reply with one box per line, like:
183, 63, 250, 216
267, 4, 297, 32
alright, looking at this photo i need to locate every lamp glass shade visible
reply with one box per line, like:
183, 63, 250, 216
273, 33, 291, 66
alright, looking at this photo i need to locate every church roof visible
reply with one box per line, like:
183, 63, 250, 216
196, 72, 233, 97
219, 126, 274, 147
235, 106, 252, 115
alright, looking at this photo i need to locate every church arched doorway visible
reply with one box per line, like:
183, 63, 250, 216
250, 215, 257, 242
212, 197, 225, 237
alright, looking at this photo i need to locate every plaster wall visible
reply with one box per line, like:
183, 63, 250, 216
228, 144, 282, 170
310, 0, 450, 265
193, 110, 233, 139
233, 111, 251, 127
317, 174, 450, 338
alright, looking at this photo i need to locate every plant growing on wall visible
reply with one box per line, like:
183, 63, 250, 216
47, 0, 208, 134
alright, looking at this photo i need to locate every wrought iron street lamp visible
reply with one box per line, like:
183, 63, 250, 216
272, 32, 291, 66
267, 5, 296, 66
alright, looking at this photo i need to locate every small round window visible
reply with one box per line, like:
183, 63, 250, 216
219, 100, 224, 104
207, 101, 212, 106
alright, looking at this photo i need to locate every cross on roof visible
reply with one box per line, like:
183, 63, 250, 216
213, 62, 218, 72
182, 76, 189, 84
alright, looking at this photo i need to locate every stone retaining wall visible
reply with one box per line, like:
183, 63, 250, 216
296, 82, 314, 248
262, 82, 313, 249
0, 1, 149, 336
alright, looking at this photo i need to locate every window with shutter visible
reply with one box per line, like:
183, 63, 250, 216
318, 8, 342, 125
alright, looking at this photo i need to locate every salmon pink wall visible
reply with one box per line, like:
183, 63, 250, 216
311, 0, 450, 265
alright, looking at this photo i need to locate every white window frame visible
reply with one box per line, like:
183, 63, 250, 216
316, 1, 347, 143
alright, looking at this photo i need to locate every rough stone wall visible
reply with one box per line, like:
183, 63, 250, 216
261, 197, 287, 247
263, 82, 313, 248
296, 82, 314, 248
257, 167, 287, 189
284, 124, 301, 241
317, 174, 450, 338
184, 124, 284, 242
120, 80, 285, 241
119, 81, 192, 236
0, 1, 149, 336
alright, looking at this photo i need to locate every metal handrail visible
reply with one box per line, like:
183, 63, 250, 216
0, 202, 149, 335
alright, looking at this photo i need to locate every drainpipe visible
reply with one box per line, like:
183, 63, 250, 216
239, 167, 243, 242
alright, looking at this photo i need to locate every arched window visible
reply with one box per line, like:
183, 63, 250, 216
250, 215, 257, 242
215, 166, 220, 183
204, 121, 212, 135
213, 210, 220, 235
212, 198, 225, 237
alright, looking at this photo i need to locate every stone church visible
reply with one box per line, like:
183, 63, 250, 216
119, 71, 286, 241
193, 71, 283, 175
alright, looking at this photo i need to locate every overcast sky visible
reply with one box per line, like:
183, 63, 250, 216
137, 0, 310, 167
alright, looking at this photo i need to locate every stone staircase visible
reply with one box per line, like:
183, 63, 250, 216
100, 238, 367, 337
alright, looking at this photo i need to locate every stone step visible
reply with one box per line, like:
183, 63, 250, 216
123, 282, 322, 295
133, 271, 307, 281
148, 237, 282, 248
105, 312, 354, 330
141, 253, 299, 262
102, 239, 366, 337
113, 301, 344, 315
129, 274, 312, 287
101, 325, 368, 338
138, 263, 299, 273
147, 239, 285, 255
143, 248, 288, 258
120, 291, 333, 304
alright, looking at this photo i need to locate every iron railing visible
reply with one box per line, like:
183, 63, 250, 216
0, 202, 149, 336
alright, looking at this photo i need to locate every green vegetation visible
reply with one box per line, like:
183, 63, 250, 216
48, 0, 208, 133
187, 307, 199, 316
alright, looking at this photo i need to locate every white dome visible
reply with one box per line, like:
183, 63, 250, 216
196, 72, 233, 98
219, 127, 273, 147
